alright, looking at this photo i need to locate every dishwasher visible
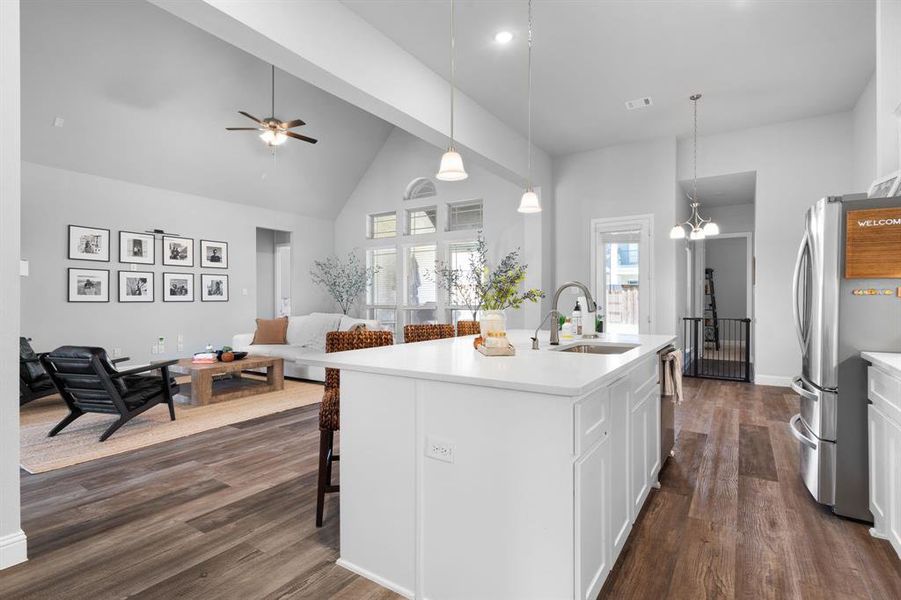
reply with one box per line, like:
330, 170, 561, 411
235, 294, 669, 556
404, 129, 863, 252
658, 345, 679, 465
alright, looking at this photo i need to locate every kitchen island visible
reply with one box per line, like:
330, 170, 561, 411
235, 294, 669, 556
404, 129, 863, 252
298, 330, 677, 600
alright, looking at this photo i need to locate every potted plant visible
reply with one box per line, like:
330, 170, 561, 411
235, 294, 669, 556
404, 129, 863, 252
433, 232, 543, 336
310, 250, 380, 315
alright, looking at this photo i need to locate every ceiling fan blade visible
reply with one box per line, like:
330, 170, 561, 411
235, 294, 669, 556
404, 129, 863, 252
281, 118, 306, 129
225, 127, 260, 131
238, 111, 262, 124
286, 131, 318, 144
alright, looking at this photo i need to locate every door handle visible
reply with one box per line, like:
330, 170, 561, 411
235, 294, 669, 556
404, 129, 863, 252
790, 414, 817, 450
791, 376, 819, 402
791, 232, 809, 352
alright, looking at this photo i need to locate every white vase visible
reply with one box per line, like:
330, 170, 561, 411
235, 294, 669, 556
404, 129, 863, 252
479, 310, 507, 339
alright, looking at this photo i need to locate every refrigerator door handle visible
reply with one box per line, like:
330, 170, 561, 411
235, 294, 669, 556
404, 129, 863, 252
790, 414, 817, 450
791, 231, 810, 351
791, 376, 819, 402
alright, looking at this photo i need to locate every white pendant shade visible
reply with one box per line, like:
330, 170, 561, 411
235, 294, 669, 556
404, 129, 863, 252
702, 221, 720, 236
669, 224, 686, 239
689, 228, 706, 241
436, 149, 468, 181
260, 130, 287, 146
517, 189, 541, 213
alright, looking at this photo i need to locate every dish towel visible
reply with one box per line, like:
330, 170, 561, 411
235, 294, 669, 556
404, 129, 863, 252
662, 350, 683, 404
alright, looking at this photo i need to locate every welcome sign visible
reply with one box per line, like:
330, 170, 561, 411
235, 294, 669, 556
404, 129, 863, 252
846, 207, 901, 278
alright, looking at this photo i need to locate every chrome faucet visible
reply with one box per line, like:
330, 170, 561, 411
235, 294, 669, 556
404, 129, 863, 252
547, 281, 598, 346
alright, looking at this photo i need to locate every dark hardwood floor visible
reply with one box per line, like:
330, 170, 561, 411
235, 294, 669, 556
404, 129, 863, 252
1, 378, 899, 599
601, 377, 901, 599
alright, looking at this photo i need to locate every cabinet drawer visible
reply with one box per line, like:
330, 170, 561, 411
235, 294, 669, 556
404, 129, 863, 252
869, 367, 901, 425
575, 387, 610, 455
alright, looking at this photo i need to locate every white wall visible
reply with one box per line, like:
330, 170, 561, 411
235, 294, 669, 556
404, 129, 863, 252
21, 162, 335, 364
876, 0, 901, 176
0, 0, 27, 571
853, 73, 878, 192
334, 127, 540, 329
554, 137, 678, 334
256, 228, 276, 319
677, 112, 854, 386
704, 203, 755, 235
705, 237, 748, 321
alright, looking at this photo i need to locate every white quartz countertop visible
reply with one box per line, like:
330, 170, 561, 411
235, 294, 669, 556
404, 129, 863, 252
297, 329, 677, 397
862, 351, 901, 378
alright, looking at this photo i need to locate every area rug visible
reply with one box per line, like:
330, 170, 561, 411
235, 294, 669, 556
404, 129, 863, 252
19, 377, 323, 474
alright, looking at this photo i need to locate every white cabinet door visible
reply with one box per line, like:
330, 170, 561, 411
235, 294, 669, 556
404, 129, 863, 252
886, 414, 901, 556
607, 376, 631, 562
646, 390, 661, 484
630, 393, 649, 518
575, 436, 610, 600
868, 405, 887, 528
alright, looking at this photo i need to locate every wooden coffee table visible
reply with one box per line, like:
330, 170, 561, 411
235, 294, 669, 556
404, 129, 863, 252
169, 356, 284, 406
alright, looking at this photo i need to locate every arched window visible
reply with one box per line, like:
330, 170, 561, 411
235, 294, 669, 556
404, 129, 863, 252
403, 177, 437, 202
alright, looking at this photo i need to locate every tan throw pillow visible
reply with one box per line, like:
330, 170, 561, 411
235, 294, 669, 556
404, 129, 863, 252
252, 317, 289, 345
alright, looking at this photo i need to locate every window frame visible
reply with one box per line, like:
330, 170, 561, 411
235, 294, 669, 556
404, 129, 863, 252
405, 205, 438, 236
446, 199, 484, 232
367, 211, 398, 240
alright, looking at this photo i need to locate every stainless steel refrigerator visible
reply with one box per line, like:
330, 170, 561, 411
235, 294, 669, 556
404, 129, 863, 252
790, 193, 901, 521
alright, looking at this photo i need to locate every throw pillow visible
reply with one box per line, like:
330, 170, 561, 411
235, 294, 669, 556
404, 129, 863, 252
251, 317, 289, 345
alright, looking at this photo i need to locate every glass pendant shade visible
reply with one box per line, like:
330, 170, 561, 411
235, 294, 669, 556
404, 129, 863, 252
669, 224, 686, 239
260, 130, 287, 146
689, 228, 706, 241
702, 221, 720, 236
518, 189, 541, 213
436, 149, 468, 181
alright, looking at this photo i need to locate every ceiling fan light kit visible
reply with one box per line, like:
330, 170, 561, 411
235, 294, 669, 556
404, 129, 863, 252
437, 0, 468, 182
671, 93, 717, 241
225, 65, 318, 151
517, 0, 541, 214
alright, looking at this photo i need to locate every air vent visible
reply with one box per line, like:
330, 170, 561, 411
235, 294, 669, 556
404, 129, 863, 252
625, 97, 653, 111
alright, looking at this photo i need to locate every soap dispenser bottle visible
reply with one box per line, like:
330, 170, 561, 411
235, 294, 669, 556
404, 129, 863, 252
572, 300, 582, 336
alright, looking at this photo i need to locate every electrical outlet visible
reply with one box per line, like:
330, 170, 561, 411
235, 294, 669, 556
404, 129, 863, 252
425, 437, 455, 464
242, 288, 248, 296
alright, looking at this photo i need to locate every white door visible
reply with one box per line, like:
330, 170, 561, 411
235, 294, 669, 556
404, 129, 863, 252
607, 376, 632, 562
275, 244, 291, 316
591, 216, 653, 334
868, 405, 887, 527
575, 436, 610, 600
887, 414, 901, 555
630, 393, 649, 517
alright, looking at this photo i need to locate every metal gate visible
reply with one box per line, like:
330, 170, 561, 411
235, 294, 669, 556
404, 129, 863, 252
681, 317, 752, 382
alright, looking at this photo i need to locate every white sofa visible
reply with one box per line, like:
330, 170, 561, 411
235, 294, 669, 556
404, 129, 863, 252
232, 312, 381, 382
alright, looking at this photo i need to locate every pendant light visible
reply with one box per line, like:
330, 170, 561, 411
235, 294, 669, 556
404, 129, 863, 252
517, 0, 541, 213
436, 0, 468, 181
670, 94, 718, 240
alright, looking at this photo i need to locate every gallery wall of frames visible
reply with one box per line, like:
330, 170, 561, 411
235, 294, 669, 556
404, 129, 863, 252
66, 225, 230, 304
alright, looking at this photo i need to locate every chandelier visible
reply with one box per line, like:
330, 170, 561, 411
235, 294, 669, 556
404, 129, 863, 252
670, 94, 719, 240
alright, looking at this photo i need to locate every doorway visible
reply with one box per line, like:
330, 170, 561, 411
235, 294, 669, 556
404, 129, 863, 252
256, 228, 292, 318
590, 215, 653, 334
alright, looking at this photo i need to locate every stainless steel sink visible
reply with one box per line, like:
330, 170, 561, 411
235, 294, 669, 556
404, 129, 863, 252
556, 343, 638, 355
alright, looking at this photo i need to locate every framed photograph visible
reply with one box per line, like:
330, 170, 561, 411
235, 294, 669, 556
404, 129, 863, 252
867, 170, 901, 199
68, 268, 109, 302
200, 239, 228, 269
68, 225, 110, 262
201, 273, 229, 302
119, 231, 155, 264
163, 272, 194, 302
162, 235, 194, 267
118, 271, 154, 302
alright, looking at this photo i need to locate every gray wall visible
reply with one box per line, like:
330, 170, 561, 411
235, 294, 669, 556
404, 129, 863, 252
21, 162, 335, 364
705, 237, 748, 321
256, 228, 275, 319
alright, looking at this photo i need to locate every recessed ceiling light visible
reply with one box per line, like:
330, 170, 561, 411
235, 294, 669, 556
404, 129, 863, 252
494, 31, 513, 44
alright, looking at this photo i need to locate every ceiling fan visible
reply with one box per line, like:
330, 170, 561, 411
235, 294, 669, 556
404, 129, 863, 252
226, 65, 318, 148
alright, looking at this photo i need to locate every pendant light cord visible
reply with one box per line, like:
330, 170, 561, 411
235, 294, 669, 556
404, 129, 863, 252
527, 0, 533, 190
692, 95, 698, 204
271, 65, 275, 118
449, 0, 455, 148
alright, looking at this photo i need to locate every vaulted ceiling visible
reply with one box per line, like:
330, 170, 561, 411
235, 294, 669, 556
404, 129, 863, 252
21, 0, 395, 219
344, 0, 876, 156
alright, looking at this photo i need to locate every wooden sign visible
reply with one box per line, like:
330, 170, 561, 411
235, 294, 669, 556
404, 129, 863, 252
846, 207, 901, 278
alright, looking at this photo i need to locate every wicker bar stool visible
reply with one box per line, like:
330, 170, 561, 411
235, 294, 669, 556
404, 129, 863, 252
403, 323, 455, 343
316, 329, 394, 527
456, 320, 481, 336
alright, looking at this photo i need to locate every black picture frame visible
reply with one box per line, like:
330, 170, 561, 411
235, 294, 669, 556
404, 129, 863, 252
200, 239, 228, 269
119, 231, 156, 265
201, 274, 229, 302
162, 235, 194, 267
68, 225, 111, 262
68, 268, 110, 302
162, 272, 194, 302
118, 270, 154, 303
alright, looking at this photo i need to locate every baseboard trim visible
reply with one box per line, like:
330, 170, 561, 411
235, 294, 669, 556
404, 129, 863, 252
754, 374, 793, 388
336, 558, 414, 599
0, 529, 27, 570
870, 526, 889, 540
